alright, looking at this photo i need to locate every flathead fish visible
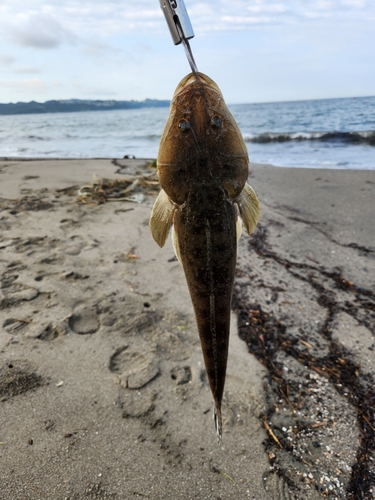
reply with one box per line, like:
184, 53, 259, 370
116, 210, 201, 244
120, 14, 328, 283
150, 72, 260, 442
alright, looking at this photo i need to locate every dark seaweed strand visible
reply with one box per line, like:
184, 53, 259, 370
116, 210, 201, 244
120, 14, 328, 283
232, 224, 375, 499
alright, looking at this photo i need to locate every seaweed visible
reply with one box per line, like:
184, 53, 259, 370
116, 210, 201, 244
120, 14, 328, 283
233, 224, 375, 498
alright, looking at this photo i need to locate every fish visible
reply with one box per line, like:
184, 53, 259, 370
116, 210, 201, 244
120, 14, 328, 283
149, 72, 260, 442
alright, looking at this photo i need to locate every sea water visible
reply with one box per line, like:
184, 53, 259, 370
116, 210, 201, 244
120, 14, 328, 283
0, 95, 374, 169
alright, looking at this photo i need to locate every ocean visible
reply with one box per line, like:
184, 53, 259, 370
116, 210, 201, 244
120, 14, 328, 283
0, 95, 374, 169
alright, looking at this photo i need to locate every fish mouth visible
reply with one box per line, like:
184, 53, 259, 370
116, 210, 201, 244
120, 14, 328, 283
173, 72, 222, 98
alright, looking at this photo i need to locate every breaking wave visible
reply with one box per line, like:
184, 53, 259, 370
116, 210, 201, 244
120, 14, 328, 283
244, 130, 375, 145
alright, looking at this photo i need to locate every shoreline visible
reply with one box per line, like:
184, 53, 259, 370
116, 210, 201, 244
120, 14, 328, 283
1, 159, 374, 499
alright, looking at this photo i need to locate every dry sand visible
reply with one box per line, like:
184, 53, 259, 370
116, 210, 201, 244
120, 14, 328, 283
0, 158, 374, 500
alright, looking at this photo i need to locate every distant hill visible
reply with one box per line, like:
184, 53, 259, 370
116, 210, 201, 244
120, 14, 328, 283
0, 98, 171, 116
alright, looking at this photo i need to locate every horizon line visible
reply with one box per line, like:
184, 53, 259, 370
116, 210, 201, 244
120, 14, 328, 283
2, 94, 375, 106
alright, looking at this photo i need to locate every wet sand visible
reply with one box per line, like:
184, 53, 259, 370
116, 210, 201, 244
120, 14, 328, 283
0, 158, 374, 499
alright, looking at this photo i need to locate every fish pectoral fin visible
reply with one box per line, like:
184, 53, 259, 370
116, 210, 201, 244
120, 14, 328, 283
172, 225, 182, 264
149, 189, 175, 247
237, 182, 260, 235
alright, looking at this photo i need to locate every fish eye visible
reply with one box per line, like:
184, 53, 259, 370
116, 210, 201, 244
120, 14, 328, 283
211, 116, 223, 128
178, 120, 191, 133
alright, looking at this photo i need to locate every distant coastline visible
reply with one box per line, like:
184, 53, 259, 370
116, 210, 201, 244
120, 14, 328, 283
0, 98, 171, 116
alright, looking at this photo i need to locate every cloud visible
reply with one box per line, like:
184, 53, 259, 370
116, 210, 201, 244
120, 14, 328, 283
13, 66, 42, 74
83, 39, 124, 58
246, 3, 288, 14
221, 15, 275, 25
0, 78, 52, 92
341, 0, 366, 6
72, 82, 118, 97
0, 53, 15, 66
0, 0, 374, 103
8, 13, 78, 49
1, 1, 374, 42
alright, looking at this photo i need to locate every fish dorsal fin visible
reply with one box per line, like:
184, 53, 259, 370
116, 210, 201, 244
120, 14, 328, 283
237, 183, 260, 235
149, 189, 175, 248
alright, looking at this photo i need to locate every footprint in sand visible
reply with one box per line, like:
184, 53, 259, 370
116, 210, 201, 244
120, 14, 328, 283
26, 321, 67, 341
63, 271, 89, 281
1, 273, 19, 287
39, 253, 66, 266
0, 359, 43, 401
170, 366, 192, 385
0, 283, 38, 309
3, 318, 30, 336
68, 307, 100, 334
109, 343, 159, 390
14, 237, 47, 254
120, 389, 156, 418
59, 218, 79, 230
3, 316, 66, 341
97, 295, 161, 334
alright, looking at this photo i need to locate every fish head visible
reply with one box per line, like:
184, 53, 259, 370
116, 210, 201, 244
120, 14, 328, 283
157, 72, 249, 205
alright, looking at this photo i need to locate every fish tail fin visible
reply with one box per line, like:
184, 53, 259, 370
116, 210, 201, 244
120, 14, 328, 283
213, 405, 222, 445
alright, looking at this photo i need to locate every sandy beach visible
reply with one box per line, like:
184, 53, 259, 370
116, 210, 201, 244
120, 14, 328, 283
0, 158, 374, 500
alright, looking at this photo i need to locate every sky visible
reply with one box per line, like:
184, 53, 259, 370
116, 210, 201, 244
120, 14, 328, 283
0, 0, 374, 104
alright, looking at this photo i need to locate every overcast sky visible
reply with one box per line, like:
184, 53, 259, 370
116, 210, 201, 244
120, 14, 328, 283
0, 0, 374, 104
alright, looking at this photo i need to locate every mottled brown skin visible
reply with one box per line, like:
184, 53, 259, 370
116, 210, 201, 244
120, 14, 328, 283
157, 73, 250, 435
174, 189, 237, 414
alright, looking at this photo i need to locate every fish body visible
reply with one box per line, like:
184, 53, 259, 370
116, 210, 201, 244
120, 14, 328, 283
150, 72, 260, 441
